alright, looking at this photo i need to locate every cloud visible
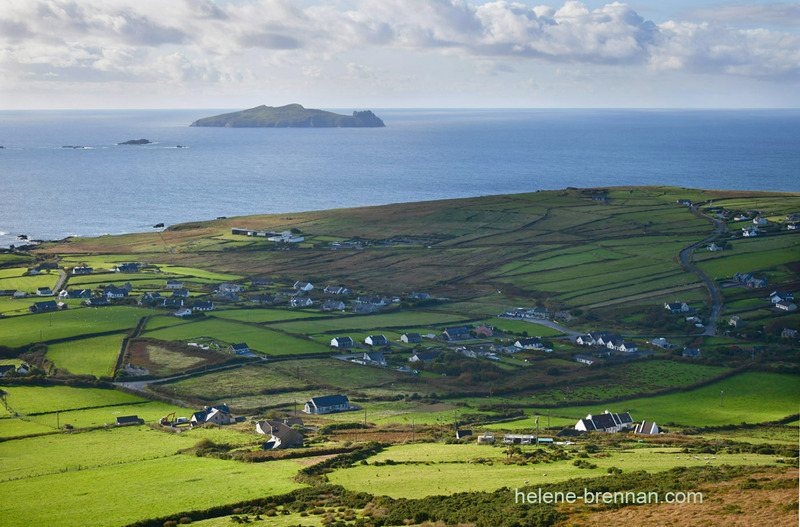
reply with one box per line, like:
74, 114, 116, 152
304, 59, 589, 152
0, 0, 798, 94
684, 2, 800, 28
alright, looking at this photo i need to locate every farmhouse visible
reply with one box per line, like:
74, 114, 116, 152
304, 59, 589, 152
365, 335, 388, 346
401, 333, 422, 344
215, 291, 239, 301
514, 337, 543, 350
410, 350, 441, 363
650, 337, 675, 349
294, 281, 314, 291
191, 405, 233, 425
72, 267, 93, 275
782, 328, 798, 340
36, 286, 53, 296
354, 304, 379, 314
455, 430, 472, 439
84, 297, 110, 307
441, 326, 470, 341
707, 243, 723, 252
173, 307, 192, 317
476, 324, 493, 337
304, 394, 351, 414
330, 336, 354, 349
664, 302, 689, 314
227, 343, 250, 355
634, 421, 659, 435
192, 301, 214, 311
251, 295, 279, 304
409, 292, 431, 300
163, 298, 184, 308
574, 410, 634, 433
362, 351, 387, 365
775, 300, 798, 312
165, 280, 184, 289
770, 291, 795, 303
290, 297, 313, 308
503, 434, 537, 445
324, 285, 348, 295
218, 282, 245, 293
677, 199, 691, 206
30, 300, 58, 313
729, 316, 745, 328
115, 263, 141, 273
321, 300, 346, 311
577, 331, 614, 346
574, 354, 598, 365
251, 278, 272, 286
257, 421, 303, 450
682, 347, 702, 358
60, 289, 92, 299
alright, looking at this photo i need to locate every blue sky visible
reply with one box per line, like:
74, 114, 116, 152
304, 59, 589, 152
1, 0, 798, 109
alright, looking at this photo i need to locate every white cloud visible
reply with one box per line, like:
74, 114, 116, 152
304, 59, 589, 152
0, 0, 798, 107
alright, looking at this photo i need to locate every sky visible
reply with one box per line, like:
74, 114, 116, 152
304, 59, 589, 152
1, 0, 799, 109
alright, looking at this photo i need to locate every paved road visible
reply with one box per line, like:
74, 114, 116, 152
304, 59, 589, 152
679, 206, 727, 336
53, 269, 67, 295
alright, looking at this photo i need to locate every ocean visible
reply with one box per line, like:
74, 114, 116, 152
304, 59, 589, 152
1, 108, 798, 248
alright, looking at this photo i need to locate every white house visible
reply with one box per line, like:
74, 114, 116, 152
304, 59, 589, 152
304, 395, 350, 414
776, 300, 798, 312
294, 281, 314, 291
575, 410, 634, 433
664, 302, 689, 314
330, 336, 354, 348
634, 421, 659, 435
365, 335, 388, 346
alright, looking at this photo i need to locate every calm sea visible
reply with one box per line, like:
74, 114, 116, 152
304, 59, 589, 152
1, 108, 798, 248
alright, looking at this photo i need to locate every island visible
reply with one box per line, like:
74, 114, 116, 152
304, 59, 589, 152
189, 104, 385, 128
117, 139, 152, 145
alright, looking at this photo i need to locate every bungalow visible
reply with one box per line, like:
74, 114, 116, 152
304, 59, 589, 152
401, 333, 422, 344
321, 300, 346, 311
72, 267, 93, 275
215, 291, 239, 301
324, 285, 347, 295
36, 287, 53, 296
742, 226, 759, 237
503, 434, 537, 445
664, 302, 690, 314
115, 415, 145, 426
410, 350, 441, 363
677, 199, 691, 206
515, 337, 543, 350
163, 297, 184, 308
574, 354, 598, 365
290, 297, 313, 308
250, 295, 279, 305
60, 289, 92, 299
577, 331, 612, 347
304, 394, 351, 414
650, 337, 674, 349
115, 263, 141, 273
218, 282, 245, 293
193, 301, 214, 311
104, 286, 128, 299
294, 281, 314, 291
357, 295, 387, 306
776, 300, 798, 312
682, 347, 702, 358
729, 316, 745, 328
257, 421, 303, 450
330, 336, 354, 349
173, 307, 193, 317
574, 410, 634, 433
251, 278, 272, 286
753, 217, 768, 225
354, 304, 378, 314
707, 243, 724, 252
365, 335, 388, 347
227, 343, 250, 355
634, 421, 659, 435
362, 351, 386, 365
191, 405, 232, 426
441, 326, 470, 341
165, 280, 184, 289
455, 430, 473, 440
84, 297, 110, 307
12, 291, 28, 299
171, 289, 190, 298
770, 291, 795, 303
477, 433, 496, 443
476, 324, 493, 337
30, 300, 58, 313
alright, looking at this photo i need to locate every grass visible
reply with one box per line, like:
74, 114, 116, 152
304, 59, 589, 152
211, 308, 329, 323
1, 385, 144, 415
522, 372, 800, 427
45, 333, 124, 377
143, 318, 329, 356
327, 444, 782, 499
0, 273, 60, 293
1, 454, 305, 527
0, 306, 151, 348
268, 311, 470, 335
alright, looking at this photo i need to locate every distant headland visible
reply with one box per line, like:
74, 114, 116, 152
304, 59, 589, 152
189, 104, 385, 128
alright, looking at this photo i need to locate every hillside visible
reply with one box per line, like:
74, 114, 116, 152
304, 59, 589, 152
189, 104, 385, 128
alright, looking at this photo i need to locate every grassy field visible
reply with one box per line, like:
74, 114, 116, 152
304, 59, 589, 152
327, 444, 782, 499
1, 453, 306, 527
45, 333, 124, 377
1, 385, 144, 414
514, 372, 800, 428
0, 273, 60, 293
210, 308, 329, 323
0, 306, 150, 348
143, 317, 329, 355
268, 311, 471, 335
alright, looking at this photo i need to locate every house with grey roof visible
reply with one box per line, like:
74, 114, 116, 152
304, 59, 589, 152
304, 395, 351, 414
574, 410, 634, 433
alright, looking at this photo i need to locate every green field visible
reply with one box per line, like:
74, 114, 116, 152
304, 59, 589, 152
143, 318, 329, 355
46, 334, 124, 377
1, 452, 305, 527
0, 306, 150, 348
327, 444, 782, 499
268, 311, 470, 335
1, 385, 144, 414
210, 308, 329, 323
0, 273, 59, 293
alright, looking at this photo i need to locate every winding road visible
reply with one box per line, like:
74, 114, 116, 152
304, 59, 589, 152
678, 205, 727, 335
